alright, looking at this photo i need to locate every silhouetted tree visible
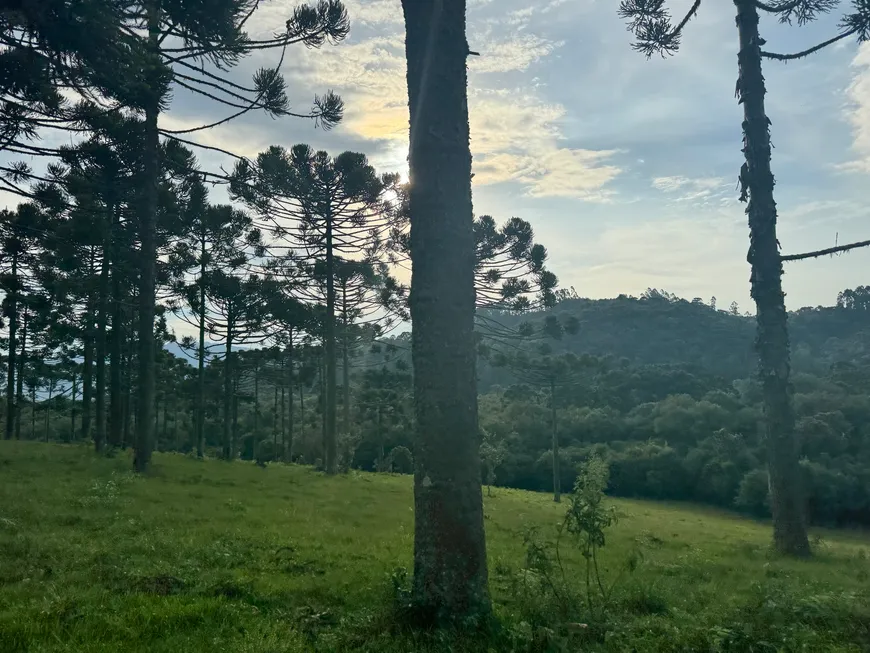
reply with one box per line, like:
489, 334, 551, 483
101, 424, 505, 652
401, 0, 490, 623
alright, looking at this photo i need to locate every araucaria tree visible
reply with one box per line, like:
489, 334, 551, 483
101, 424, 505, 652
618, 0, 870, 556
401, 0, 490, 623
230, 145, 399, 474
123, 0, 349, 473
168, 176, 253, 458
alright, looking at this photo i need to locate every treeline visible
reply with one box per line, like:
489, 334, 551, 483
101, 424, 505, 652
10, 287, 867, 529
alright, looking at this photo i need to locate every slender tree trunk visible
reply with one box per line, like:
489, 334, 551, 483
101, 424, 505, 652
44, 381, 53, 442
231, 370, 239, 457
273, 384, 278, 455
94, 240, 111, 453
287, 339, 295, 461
280, 355, 286, 460
253, 356, 260, 436
550, 378, 560, 503
222, 316, 233, 460
341, 286, 351, 445
162, 392, 169, 441
81, 248, 96, 442
735, 0, 809, 557
5, 246, 18, 440
324, 213, 338, 474
171, 398, 179, 449
30, 384, 36, 438
15, 308, 27, 440
108, 221, 124, 448
402, 0, 490, 622
320, 358, 327, 464
123, 341, 132, 448
70, 372, 77, 442
377, 404, 384, 471
196, 240, 206, 458
134, 0, 161, 473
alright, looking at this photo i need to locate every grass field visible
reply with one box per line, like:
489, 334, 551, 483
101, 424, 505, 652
1, 441, 869, 652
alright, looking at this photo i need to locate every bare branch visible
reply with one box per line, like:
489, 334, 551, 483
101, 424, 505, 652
781, 238, 870, 262
762, 28, 856, 61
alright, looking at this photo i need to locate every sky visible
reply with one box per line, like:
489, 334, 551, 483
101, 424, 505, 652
5, 0, 870, 314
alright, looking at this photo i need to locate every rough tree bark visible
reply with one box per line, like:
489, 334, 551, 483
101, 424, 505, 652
402, 0, 490, 623
734, 0, 810, 556
133, 0, 160, 473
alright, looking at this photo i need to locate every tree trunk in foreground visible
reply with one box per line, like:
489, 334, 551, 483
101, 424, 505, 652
133, 1, 160, 473
734, 0, 809, 556
402, 0, 490, 624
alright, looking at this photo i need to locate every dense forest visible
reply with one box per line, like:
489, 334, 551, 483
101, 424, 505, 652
5, 285, 868, 527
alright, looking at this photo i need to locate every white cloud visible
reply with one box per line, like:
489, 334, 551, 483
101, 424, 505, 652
840, 42, 870, 173
651, 175, 730, 204
472, 33, 563, 73
281, 14, 619, 200
470, 91, 620, 198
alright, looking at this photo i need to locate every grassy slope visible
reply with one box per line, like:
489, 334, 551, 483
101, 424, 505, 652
1, 442, 869, 652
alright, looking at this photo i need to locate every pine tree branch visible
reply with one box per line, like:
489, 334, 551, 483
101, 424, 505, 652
755, 0, 801, 13
761, 28, 856, 61
781, 239, 870, 261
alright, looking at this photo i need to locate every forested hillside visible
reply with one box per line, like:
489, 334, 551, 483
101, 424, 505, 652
475, 290, 869, 390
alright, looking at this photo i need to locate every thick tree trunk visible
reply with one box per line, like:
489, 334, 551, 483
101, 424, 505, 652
324, 214, 338, 474
734, 0, 809, 556
133, 0, 161, 473
402, 0, 490, 623
15, 309, 26, 440
550, 378, 560, 503
5, 246, 18, 440
94, 243, 111, 453
81, 248, 96, 442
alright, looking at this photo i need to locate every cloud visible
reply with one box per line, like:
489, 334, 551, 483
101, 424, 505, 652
651, 175, 731, 204
470, 91, 620, 198
568, 215, 748, 302
472, 33, 564, 73
277, 3, 619, 199
840, 42, 870, 173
